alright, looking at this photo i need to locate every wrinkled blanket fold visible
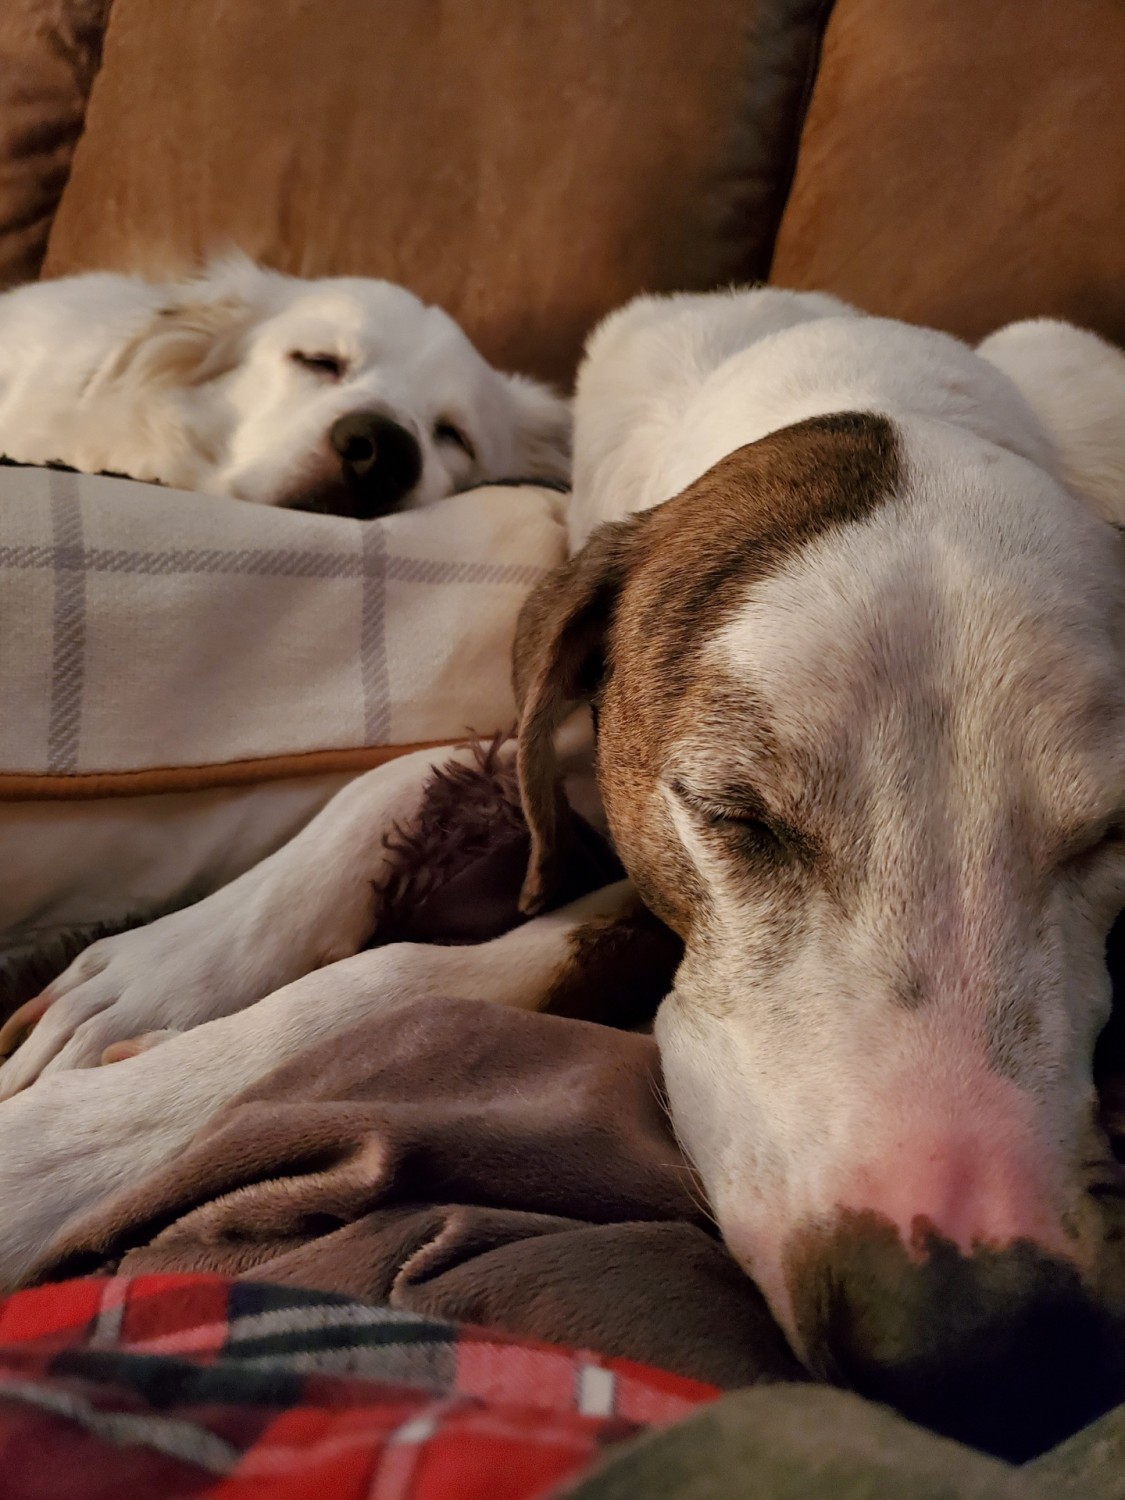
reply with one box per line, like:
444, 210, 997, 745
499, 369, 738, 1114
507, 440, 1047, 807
35, 997, 803, 1391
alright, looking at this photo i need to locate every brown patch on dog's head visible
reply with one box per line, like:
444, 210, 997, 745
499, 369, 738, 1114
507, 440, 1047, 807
514, 411, 901, 924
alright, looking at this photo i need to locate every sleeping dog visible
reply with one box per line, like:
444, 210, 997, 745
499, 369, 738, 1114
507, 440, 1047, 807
2, 288, 1125, 1455
0, 254, 570, 517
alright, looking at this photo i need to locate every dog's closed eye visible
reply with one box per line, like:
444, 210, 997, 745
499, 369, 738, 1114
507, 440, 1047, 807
290, 351, 346, 380
433, 419, 476, 461
669, 774, 822, 870
670, 778, 794, 859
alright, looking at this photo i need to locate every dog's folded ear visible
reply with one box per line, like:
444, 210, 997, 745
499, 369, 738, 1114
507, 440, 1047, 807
513, 516, 643, 914
104, 257, 282, 393
503, 374, 572, 484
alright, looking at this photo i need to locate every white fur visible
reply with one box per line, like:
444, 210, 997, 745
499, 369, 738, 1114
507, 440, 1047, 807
572, 290, 1125, 1347
0, 722, 600, 1102
0, 255, 569, 509
2, 288, 1124, 1361
659, 418, 1123, 1332
0, 744, 505, 1094
569, 286, 1057, 546
978, 317, 1125, 527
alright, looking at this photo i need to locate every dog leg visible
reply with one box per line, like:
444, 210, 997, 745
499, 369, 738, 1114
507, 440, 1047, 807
0, 742, 496, 1097
0, 881, 635, 1290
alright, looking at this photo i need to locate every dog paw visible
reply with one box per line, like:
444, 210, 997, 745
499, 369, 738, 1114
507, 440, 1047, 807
0, 918, 235, 1098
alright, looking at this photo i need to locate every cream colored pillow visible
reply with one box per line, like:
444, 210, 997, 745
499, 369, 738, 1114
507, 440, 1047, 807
0, 465, 564, 937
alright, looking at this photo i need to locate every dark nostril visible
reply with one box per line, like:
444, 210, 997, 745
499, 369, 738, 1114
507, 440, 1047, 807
329, 413, 382, 476
340, 434, 376, 472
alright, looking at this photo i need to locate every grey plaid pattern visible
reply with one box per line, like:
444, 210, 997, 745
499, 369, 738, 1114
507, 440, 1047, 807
362, 519, 392, 743
0, 466, 564, 778
46, 473, 87, 774
1, 545, 544, 584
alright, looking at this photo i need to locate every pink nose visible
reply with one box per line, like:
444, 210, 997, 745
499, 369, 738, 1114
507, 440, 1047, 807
835, 1133, 1064, 1258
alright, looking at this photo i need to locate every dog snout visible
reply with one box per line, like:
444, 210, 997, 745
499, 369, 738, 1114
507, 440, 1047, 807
329, 410, 422, 519
832, 1127, 1066, 1260
788, 1214, 1123, 1460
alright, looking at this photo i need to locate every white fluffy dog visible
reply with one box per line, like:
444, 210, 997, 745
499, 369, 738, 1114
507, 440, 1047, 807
0, 255, 570, 518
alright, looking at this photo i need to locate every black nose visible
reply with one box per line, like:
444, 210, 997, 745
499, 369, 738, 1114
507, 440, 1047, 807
329, 411, 422, 519
791, 1215, 1124, 1460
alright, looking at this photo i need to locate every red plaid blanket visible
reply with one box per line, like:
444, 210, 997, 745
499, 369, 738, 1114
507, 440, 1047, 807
0, 1274, 716, 1498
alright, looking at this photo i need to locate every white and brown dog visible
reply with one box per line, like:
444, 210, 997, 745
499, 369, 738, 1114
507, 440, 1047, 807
1, 287, 1124, 1454
0, 254, 570, 516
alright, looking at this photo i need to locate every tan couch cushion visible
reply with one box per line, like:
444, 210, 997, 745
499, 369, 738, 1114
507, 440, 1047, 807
42, 0, 830, 385
0, 0, 109, 289
770, 0, 1125, 344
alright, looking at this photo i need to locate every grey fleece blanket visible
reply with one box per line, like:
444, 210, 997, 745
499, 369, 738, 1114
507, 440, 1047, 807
33, 993, 802, 1392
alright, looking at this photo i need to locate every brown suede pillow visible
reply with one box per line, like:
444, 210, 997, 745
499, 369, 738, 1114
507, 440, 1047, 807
42, 0, 831, 385
770, 0, 1125, 345
0, 0, 109, 289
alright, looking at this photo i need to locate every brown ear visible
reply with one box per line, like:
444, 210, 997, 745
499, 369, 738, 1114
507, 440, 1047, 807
513, 517, 643, 914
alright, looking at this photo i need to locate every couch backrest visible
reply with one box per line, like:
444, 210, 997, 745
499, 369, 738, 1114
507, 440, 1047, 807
13, 0, 830, 385
770, 0, 1125, 346
0, 0, 112, 289
1, 0, 1122, 386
